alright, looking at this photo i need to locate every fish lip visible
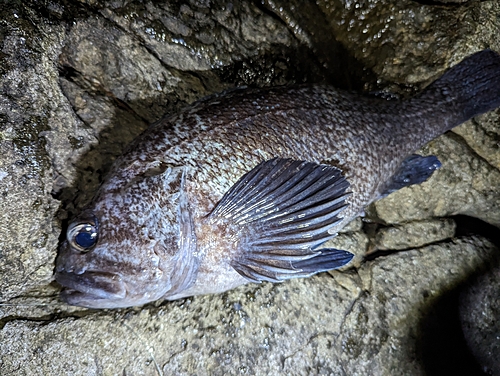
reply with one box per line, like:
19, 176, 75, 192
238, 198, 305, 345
55, 270, 127, 306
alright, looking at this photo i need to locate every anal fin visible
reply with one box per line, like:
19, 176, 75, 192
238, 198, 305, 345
381, 154, 441, 198
232, 248, 353, 283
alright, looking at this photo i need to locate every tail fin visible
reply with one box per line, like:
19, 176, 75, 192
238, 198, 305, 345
421, 49, 500, 125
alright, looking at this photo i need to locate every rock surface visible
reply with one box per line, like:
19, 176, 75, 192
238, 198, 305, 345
1, 0, 499, 375
374, 218, 456, 251
0, 4, 65, 300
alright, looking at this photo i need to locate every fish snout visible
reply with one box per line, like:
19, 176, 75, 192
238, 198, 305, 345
55, 270, 127, 308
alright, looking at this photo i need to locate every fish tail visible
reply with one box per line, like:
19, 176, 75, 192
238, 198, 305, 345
419, 49, 500, 130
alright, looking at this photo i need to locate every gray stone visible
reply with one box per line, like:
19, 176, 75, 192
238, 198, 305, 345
316, 0, 500, 89
374, 218, 456, 251
453, 111, 500, 170
0, 6, 65, 300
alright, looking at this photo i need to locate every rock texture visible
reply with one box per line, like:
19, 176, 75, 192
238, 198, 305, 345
1, 0, 499, 375
374, 218, 456, 251
0, 5, 65, 300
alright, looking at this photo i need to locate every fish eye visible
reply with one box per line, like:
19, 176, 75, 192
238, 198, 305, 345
67, 222, 98, 252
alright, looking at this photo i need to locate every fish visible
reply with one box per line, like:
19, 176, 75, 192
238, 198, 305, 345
55, 49, 500, 309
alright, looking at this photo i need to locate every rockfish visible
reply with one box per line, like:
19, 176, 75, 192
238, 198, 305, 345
55, 50, 500, 308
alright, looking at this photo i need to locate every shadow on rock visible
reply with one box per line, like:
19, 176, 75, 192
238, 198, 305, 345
417, 216, 500, 376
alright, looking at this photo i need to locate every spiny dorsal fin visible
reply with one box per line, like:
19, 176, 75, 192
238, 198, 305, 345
208, 158, 354, 283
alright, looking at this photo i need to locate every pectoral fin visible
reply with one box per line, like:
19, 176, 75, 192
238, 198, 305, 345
208, 158, 354, 283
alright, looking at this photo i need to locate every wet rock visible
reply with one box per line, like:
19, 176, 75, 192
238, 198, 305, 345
314, 0, 500, 91
453, 111, 500, 170
0, 5, 65, 300
337, 236, 497, 375
100, 1, 294, 72
374, 218, 456, 251
460, 260, 500, 375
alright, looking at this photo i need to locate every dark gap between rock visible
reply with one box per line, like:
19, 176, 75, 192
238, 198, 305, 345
453, 215, 500, 244
416, 215, 499, 375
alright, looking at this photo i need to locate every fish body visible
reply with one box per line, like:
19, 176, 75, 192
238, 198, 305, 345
55, 50, 500, 308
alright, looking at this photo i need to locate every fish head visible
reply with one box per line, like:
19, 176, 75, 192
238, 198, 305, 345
55, 166, 196, 309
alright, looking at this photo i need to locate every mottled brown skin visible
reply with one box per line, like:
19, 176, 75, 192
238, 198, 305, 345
55, 50, 500, 308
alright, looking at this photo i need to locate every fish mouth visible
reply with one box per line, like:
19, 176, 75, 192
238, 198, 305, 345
55, 271, 127, 308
